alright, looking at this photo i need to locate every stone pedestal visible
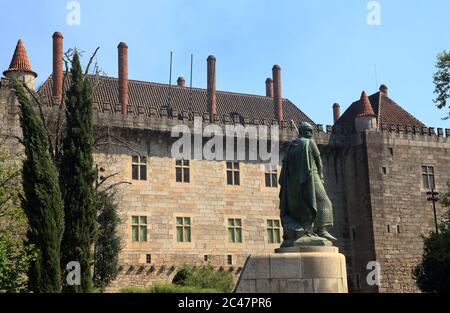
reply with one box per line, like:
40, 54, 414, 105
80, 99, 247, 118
235, 246, 347, 293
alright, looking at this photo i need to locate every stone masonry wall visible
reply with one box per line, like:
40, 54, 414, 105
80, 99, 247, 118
94, 132, 284, 292
321, 136, 378, 293
365, 130, 450, 293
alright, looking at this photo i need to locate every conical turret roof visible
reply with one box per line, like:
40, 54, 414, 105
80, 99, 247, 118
3, 39, 37, 78
356, 91, 376, 117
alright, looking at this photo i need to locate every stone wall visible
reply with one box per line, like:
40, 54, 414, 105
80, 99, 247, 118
0, 79, 23, 158
365, 130, 450, 293
321, 135, 378, 293
93, 133, 284, 291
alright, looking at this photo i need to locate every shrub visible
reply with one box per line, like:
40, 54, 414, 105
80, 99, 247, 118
120, 265, 234, 293
173, 265, 234, 293
120, 284, 218, 293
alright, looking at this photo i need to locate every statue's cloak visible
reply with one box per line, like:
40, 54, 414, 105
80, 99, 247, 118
279, 137, 317, 231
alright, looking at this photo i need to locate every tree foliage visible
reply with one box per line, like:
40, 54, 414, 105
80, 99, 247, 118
0, 147, 38, 293
413, 188, 450, 293
0, 234, 37, 293
13, 79, 64, 293
93, 184, 122, 291
433, 50, 450, 119
59, 51, 97, 293
172, 265, 234, 293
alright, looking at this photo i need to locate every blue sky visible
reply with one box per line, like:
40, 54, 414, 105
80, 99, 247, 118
1, 0, 449, 128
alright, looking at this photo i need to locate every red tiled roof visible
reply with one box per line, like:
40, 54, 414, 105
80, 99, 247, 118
356, 91, 376, 117
3, 39, 37, 78
37, 75, 315, 126
335, 91, 425, 129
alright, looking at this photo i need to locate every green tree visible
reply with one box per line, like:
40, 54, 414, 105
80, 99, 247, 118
0, 147, 38, 293
93, 184, 122, 292
13, 79, 65, 293
0, 234, 37, 293
60, 51, 97, 293
413, 189, 450, 293
433, 50, 450, 119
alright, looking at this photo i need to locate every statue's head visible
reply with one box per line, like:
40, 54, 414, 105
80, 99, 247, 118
298, 122, 313, 139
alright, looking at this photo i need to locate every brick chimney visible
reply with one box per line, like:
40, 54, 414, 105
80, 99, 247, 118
265, 78, 273, 98
52, 32, 63, 102
333, 103, 341, 123
379, 84, 388, 96
177, 76, 186, 87
272, 65, 283, 122
207, 55, 217, 118
118, 42, 129, 115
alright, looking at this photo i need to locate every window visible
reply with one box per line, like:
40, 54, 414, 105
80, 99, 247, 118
131, 216, 147, 242
228, 218, 242, 243
382, 167, 387, 175
267, 219, 281, 244
204, 255, 209, 262
227, 255, 233, 265
146, 254, 152, 264
176, 159, 190, 183
351, 227, 356, 241
422, 166, 435, 189
397, 225, 401, 234
386, 225, 390, 233
355, 274, 361, 289
265, 165, 278, 188
226, 162, 240, 185
132, 155, 147, 180
388, 148, 394, 156
176, 217, 191, 242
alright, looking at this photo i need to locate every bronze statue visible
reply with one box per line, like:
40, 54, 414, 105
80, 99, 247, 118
279, 122, 337, 247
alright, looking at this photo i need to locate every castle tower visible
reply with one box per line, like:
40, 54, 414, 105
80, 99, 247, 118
3, 39, 37, 90
354, 91, 377, 132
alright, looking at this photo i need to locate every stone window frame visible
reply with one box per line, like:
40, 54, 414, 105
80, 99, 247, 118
131, 215, 148, 242
175, 159, 190, 183
266, 219, 281, 244
388, 147, 394, 156
176, 216, 192, 243
227, 218, 243, 243
421, 165, 436, 190
226, 161, 240, 186
264, 164, 278, 188
131, 155, 147, 181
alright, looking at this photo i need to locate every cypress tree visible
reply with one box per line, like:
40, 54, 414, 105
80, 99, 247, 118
60, 52, 97, 292
93, 187, 122, 291
13, 79, 64, 293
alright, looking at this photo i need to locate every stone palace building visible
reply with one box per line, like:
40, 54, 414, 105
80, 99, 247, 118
1, 32, 449, 293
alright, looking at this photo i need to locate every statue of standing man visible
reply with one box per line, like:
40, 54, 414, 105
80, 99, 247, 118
279, 122, 337, 247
